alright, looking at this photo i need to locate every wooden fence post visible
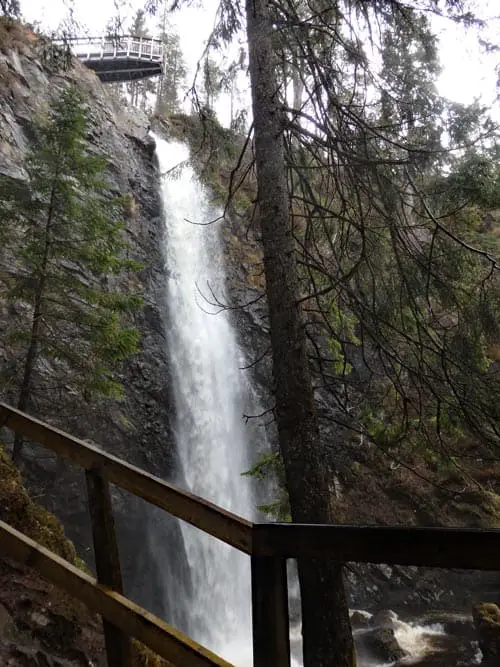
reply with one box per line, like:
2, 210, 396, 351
251, 555, 290, 667
85, 467, 133, 667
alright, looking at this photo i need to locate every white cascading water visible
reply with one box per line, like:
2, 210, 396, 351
155, 134, 256, 665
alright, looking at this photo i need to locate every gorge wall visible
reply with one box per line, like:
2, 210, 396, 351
0, 23, 187, 620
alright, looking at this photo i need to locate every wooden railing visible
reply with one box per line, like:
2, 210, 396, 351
1, 402, 500, 667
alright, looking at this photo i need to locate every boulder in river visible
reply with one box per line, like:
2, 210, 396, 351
358, 627, 407, 663
473, 602, 500, 665
372, 609, 399, 628
350, 610, 371, 630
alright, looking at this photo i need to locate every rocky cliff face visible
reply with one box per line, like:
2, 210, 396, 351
0, 24, 188, 622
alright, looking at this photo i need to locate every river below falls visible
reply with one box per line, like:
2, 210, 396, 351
286, 611, 482, 667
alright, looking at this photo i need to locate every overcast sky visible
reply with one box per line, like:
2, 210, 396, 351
20, 0, 499, 114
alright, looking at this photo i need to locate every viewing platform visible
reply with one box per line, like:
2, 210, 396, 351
62, 36, 163, 83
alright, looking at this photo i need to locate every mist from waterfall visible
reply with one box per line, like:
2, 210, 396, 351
154, 134, 258, 665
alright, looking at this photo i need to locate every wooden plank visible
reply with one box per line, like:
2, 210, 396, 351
252, 523, 500, 570
86, 468, 132, 667
251, 556, 290, 667
0, 403, 253, 554
0, 520, 234, 667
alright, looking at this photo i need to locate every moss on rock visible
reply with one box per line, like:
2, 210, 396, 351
0, 447, 173, 666
0, 446, 79, 565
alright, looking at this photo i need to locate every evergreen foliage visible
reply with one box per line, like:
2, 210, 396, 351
200, 56, 224, 111
0, 0, 19, 18
247, 0, 500, 468
155, 9, 186, 114
127, 9, 158, 110
0, 85, 142, 458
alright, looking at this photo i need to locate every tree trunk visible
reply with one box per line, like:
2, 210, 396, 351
12, 186, 56, 463
245, 0, 355, 665
12, 295, 43, 462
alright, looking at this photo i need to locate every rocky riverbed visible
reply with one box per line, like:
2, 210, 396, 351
350, 609, 482, 667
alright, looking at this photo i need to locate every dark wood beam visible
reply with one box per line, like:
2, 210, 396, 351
0, 403, 252, 554
252, 523, 500, 570
0, 520, 233, 667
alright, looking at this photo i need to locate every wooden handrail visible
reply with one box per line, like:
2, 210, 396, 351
5, 401, 500, 667
4, 402, 500, 568
252, 523, 500, 569
0, 403, 253, 554
0, 520, 233, 667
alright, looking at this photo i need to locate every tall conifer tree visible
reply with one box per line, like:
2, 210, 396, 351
1, 85, 141, 461
155, 7, 186, 114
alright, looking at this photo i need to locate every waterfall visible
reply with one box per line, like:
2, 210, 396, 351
154, 134, 257, 665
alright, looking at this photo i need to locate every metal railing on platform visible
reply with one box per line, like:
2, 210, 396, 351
50, 35, 163, 82
1, 402, 499, 667
56, 35, 163, 62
